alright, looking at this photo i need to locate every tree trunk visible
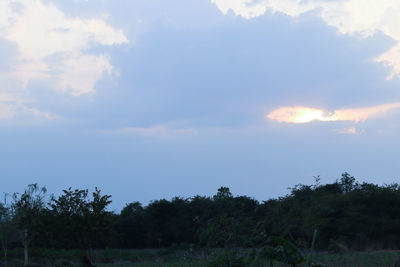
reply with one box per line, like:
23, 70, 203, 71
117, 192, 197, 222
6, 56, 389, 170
23, 229, 28, 266
2, 246, 7, 266
81, 249, 95, 267
1, 230, 7, 266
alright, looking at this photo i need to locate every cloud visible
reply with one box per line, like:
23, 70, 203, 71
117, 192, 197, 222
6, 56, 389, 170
210, 0, 269, 18
266, 107, 336, 123
0, 104, 16, 120
211, 0, 400, 79
334, 102, 400, 122
0, 91, 54, 121
3, 1, 127, 59
335, 126, 364, 135
267, 102, 400, 123
210, 0, 316, 19
85, 4, 400, 133
0, 0, 128, 121
0, 104, 54, 121
56, 54, 113, 95
0, 0, 128, 98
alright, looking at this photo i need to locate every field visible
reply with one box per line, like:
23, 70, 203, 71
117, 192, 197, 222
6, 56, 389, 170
2, 248, 400, 266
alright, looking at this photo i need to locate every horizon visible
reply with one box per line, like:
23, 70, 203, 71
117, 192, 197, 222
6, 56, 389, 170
7, 172, 396, 211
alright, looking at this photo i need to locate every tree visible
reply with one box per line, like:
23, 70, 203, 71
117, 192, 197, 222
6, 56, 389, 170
199, 214, 240, 247
50, 187, 112, 265
0, 194, 15, 266
12, 184, 48, 266
214, 187, 233, 201
339, 172, 357, 193
117, 202, 147, 248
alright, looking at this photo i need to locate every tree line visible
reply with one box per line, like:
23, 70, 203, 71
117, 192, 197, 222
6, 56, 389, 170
1, 172, 400, 265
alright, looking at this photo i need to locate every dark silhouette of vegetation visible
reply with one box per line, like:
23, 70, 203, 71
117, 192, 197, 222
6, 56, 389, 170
12, 184, 48, 266
2, 172, 400, 265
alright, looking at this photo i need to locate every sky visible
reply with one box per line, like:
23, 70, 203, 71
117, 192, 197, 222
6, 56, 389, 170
2, 0, 400, 209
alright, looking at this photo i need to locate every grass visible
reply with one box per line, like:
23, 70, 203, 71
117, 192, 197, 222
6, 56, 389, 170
97, 260, 208, 267
1, 248, 400, 266
315, 250, 400, 267
96, 250, 400, 267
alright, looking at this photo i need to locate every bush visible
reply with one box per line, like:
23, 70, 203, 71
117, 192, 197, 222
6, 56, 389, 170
207, 249, 246, 267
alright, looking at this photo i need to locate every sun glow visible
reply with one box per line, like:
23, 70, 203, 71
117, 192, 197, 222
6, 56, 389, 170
267, 107, 336, 123
267, 102, 400, 123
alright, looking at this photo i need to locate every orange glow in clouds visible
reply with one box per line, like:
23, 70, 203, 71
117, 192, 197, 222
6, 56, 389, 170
267, 102, 400, 123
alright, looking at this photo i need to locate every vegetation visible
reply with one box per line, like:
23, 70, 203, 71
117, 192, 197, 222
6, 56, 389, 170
2, 172, 400, 266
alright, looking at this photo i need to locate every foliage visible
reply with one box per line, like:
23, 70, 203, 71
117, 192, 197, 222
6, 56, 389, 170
4, 172, 400, 260
49, 187, 113, 249
0, 194, 16, 265
12, 184, 48, 243
257, 237, 305, 266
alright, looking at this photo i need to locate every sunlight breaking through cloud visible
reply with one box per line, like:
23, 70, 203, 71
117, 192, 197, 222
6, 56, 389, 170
266, 107, 336, 123
267, 102, 400, 123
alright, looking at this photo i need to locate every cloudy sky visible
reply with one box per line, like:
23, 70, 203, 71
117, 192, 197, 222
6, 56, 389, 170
2, 0, 400, 208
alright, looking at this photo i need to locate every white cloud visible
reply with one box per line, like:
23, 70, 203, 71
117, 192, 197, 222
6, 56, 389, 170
210, 0, 269, 19
0, 102, 54, 121
211, 0, 400, 79
210, 0, 316, 18
0, 0, 128, 120
56, 54, 113, 95
4, 2, 127, 60
0, 91, 54, 120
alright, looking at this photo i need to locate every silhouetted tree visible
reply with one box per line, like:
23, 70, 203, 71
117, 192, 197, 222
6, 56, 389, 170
50, 187, 112, 264
12, 184, 48, 266
0, 194, 15, 266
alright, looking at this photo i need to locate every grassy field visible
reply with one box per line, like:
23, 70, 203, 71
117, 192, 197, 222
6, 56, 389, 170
315, 251, 400, 267
2, 248, 400, 266
96, 251, 400, 267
